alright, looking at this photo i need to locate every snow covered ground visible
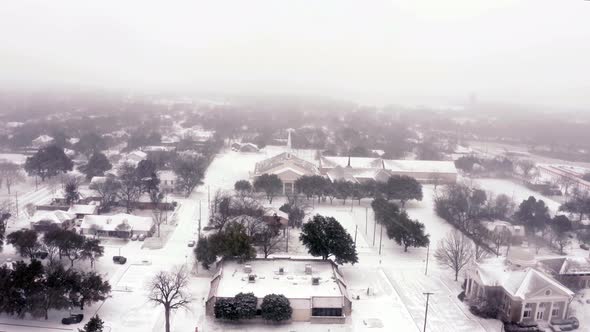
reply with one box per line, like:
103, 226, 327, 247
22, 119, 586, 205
0, 147, 511, 331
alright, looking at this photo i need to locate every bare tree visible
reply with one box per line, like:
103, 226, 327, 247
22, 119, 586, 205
558, 176, 577, 197
147, 267, 192, 332
491, 229, 512, 257
474, 243, 491, 261
0, 161, 24, 194
255, 224, 284, 258
517, 159, 536, 180
434, 230, 474, 281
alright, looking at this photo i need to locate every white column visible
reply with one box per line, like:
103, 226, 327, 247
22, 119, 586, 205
548, 302, 554, 321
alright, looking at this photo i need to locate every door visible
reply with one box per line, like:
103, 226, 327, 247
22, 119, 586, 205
536, 306, 544, 320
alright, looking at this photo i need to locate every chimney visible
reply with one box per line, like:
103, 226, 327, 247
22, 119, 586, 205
305, 264, 312, 275
244, 264, 252, 273
248, 274, 256, 283
278, 267, 285, 275
312, 277, 320, 285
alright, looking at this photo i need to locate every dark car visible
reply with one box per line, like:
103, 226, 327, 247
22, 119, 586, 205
580, 244, 590, 251
62, 314, 84, 325
113, 256, 127, 264
33, 251, 49, 259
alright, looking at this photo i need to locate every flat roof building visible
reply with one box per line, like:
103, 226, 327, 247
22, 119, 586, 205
206, 258, 352, 323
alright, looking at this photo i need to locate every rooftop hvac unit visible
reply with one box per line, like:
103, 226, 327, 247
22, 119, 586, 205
248, 274, 256, 283
305, 264, 312, 275
312, 277, 320, 285
244, 264, 252, 273
278, 267, 285, 275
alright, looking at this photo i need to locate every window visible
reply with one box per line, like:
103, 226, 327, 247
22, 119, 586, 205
552, 308, 559, 317
312, 308, 343, 317
523, 303, 532, 319
545, 290, 551, 296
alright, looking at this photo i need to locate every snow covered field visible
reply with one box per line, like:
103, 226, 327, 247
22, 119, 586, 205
0, 147, 512, 331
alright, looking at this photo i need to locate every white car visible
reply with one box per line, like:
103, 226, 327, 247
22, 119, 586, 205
131, 234, 138, 241
187, 240, 196, 247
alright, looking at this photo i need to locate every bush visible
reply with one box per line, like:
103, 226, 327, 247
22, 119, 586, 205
234, 292, 257, 319
457, 291, 465, 302
214, 298, 240, 320
261, 294, 292, 322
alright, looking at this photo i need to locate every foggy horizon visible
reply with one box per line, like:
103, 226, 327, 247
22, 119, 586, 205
2, 0, 590, 109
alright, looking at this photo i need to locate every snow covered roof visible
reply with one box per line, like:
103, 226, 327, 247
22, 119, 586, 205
474, 258, 573, 300
539, 257, 590, 276
30, 210, 74, 224
214, 258, 347, 300
32, 135, 54, 144
254, 152, 319, 176
326, 166, 390, 183
157, 170, 177, 181
81, 213, 153, 232
320, 156, 384, 169
67, 204, 98, 215
383, 160, 457, 174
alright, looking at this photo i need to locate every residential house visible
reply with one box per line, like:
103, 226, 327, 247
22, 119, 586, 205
80, 213, 154, 238
206, 258, 352, 323
67, 204, 99, 225
252, 152, 321, 194
30, 210, 74, 231
158, 170, 177, 193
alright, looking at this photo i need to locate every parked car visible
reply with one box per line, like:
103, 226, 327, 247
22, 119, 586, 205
138, 234, 146, 241
62, 314, 84, 325
131, 234, 138, 241
113, 256, 127, 264
187, 240, 196, 247
580, 243, 589, 251
33, 251, 49, 259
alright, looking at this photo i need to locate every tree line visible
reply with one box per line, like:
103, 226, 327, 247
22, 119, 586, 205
245, 174, 423, 208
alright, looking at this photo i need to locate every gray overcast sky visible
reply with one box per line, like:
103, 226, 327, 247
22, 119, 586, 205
1, 0, 589, 108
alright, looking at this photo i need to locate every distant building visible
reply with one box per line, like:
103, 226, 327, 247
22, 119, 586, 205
206, 258, 352, 323
158, 170, 177, 193
481, 220, 526, 239
231, 142, 260, 153
31, 135, 54, 149
252, 152, 320, 194
465, 253, 574, 323
319, 156, 457, 184
538, 257, 590, 290
538, 164, 590, 192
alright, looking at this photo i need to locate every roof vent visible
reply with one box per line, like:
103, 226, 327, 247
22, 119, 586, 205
305, 264, 312, 275
312, 277, 320, 285
278, 267, 285, 275
248, 274, 256, 283
244, 264, 252, 273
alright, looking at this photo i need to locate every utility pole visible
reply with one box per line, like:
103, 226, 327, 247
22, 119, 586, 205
207, 185, 210, 212
425, 243, 430, 276
350, 197, 353, 212
365, 207, 368, 235
423, 292, 434, 332
198, 199, 202, 239
354, 225, 358, 246
372, 218, 377, 246
378, 222, 383, 255
286, 227, 289, 252
15, 191, 19, 218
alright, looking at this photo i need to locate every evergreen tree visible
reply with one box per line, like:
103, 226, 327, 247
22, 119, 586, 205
299, 214, 358, 264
